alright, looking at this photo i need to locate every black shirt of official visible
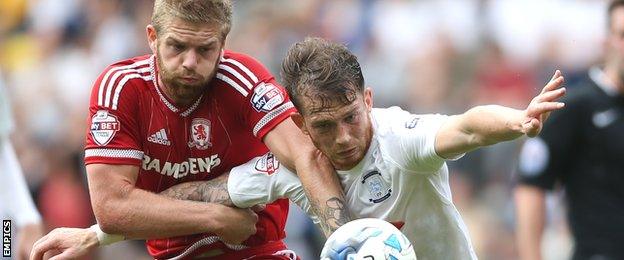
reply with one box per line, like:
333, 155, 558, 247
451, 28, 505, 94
517, 67, 624, 260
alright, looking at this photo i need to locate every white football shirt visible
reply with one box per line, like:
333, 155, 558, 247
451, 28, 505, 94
229, 107, 477, 259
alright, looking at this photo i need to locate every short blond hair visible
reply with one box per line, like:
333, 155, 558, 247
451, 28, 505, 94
151, 0, 232, 39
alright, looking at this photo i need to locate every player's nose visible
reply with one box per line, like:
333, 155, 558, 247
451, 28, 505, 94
181, 50, 199, 70
335, 123, 352, 145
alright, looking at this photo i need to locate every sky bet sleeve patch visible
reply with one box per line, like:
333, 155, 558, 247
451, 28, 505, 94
250, 82, 285, 112
90, 110, 120, 146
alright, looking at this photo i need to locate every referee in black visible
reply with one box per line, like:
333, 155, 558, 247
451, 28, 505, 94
514, 1, 624, 260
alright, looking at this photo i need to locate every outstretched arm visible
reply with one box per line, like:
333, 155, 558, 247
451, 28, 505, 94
435, 71, 566, 159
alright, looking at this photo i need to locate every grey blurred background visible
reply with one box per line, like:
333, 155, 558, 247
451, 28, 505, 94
0, 0, 609, 259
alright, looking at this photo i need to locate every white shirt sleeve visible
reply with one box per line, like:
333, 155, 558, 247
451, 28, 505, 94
227, 153, 318, 222
0, 138, 42, 227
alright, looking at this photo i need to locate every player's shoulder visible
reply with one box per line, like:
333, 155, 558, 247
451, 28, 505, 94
97, 55, 153, 87
371, 107, 412, 127
372, 107, 446, 135
214, 50, 275, 97
222, 50, 265, 68
91, 55, 154, 109
219, 50, 270, 79
102, 55, 153, 74
371, 107, 420, 148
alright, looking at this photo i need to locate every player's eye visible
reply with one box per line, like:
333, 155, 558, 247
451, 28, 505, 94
197, 44, 216, 54
171, 43, 185, 52
313, 122, 332, 131
315, 123, 329, 129
345, 113, 358, 123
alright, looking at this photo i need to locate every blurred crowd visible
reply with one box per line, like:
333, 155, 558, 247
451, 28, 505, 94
0, 0, 610, 259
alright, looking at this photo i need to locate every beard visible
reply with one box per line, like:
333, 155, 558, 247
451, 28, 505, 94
156, 50, 216, 103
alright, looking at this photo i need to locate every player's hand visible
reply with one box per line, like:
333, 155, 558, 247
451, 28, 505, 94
17, 223, 44, 260
213, 206, 258, 244
29, 227, 98, 260
522, 70, 566, 137
250, 204, 266, 212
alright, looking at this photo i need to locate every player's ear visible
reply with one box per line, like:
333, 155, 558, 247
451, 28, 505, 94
147, 25, 158, 54
364, 87, 373, 112
290, 113, 309, 135
220, 35, 227, 49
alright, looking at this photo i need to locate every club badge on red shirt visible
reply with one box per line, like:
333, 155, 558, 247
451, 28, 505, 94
188, 118, 212, 150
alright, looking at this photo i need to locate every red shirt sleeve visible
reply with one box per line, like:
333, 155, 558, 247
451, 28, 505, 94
218, 51, 297, 139
84, 59, 149, 166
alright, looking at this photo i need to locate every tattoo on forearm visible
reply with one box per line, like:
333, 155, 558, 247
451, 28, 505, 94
324, 197, 350, 228
312, 196, 351, 236
160, 181, 204, 201
160, 173, 234, 207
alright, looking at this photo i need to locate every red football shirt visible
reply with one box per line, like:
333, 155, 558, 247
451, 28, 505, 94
84, 51, 296, 259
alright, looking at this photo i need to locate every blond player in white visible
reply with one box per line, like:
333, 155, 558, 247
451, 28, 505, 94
31, 38, 565, 259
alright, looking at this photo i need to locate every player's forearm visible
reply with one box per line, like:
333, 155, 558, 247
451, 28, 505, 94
311, 195, 350, 237
295, 150, 351, 237
263, 119, 352, 236
462, 105, 525, 146
514, 185, 546, 260
159, 173, 234, 207
93, 184, 226, 239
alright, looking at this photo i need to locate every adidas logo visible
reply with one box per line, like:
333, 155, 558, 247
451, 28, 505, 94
148, 129, 171, 146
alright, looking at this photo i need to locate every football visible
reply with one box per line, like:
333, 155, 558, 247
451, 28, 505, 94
320, 218, 416, 260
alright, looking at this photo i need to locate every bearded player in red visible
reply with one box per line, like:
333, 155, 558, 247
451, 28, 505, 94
42, 0, 349, 259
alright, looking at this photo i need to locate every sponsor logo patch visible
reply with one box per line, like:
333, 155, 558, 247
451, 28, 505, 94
142, 154, 221, 179
255, 153, 280, 175
188, 118, 212, 150
90, 110, 120, 146
362, 170, 392, 203
251, 83, 284, 112
148, 128, 171, 146
405, 116, 420, 129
